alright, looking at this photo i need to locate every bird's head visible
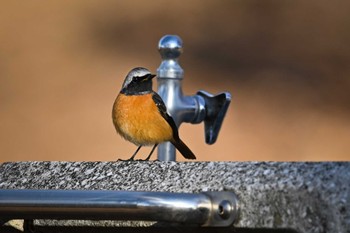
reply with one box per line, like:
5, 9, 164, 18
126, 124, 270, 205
121, 67, 156, 95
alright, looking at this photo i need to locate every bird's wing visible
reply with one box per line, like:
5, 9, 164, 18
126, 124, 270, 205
151, 92, 180, 141
151, 91, 196, 160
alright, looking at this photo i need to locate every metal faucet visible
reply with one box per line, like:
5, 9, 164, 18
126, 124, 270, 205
157, 35, 231, 161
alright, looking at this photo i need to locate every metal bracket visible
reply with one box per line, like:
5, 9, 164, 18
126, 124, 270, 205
0, 190, 239, 227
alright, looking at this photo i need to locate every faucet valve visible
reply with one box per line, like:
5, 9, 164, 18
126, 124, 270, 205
157, 35, 231, 161
197, 90, 231, 144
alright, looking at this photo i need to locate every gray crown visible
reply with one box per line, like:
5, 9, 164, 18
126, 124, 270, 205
122, 67, 151, 88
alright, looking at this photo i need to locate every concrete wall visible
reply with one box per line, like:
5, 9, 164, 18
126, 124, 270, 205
0, 162, 349, 232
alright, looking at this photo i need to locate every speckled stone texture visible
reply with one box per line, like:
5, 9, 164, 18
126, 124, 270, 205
0, 162, 349, 233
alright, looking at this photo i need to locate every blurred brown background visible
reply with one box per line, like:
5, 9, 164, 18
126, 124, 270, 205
1, 0, 349, 162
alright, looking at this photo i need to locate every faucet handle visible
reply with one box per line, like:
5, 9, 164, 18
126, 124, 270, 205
197, 90, 231, 144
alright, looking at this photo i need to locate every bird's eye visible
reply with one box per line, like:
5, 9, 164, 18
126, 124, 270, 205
132, 77, 140, 82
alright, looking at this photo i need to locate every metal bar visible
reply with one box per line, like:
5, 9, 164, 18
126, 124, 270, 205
0, 190, 239, 227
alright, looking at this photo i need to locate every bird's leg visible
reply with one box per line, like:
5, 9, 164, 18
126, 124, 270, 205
128, 145, 142, 160
144, 144, 158, 161
117, 144, 158, 161
118, 145, 142, 161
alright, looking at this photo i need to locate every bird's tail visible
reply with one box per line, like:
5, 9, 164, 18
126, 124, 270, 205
171, 139, 196, 160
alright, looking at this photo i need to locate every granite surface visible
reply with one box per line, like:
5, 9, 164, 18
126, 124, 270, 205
0, 161, 349, 233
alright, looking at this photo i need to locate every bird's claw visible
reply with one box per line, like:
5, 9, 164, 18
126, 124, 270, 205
117, 158, 135, 162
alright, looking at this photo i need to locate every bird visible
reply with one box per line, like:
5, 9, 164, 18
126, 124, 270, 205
112, 67, 196, 161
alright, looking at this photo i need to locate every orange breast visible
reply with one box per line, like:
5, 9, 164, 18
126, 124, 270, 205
112, 93, 173, 145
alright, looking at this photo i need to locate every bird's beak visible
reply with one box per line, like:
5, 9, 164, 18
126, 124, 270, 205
140, 74, 156, 82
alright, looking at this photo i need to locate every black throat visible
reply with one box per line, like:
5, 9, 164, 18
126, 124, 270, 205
121, 80, 153, 95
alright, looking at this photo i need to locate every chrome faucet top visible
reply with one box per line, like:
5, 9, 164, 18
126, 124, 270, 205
157, 35, 184, 79
158, 35, 183, 60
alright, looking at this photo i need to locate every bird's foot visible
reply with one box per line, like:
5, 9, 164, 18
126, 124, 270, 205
117, 158, 135, 162
134, 158, 149, 162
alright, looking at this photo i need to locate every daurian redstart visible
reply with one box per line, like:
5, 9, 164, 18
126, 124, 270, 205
112, 67, 196, 161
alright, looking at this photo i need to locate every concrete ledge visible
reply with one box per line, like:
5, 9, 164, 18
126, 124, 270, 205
0, 161, 349, 233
